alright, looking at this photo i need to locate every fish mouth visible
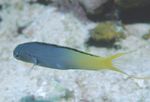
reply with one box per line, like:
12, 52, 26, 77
13, 44, 24, 59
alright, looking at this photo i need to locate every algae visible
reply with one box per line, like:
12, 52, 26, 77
91, 21, 125, 41
143, 33, 150, 40
88, 21, 125, 48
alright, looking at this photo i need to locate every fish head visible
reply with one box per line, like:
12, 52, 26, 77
13, 43, 37, 64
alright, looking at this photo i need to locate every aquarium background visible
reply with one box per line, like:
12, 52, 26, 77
0, 0, 150, 102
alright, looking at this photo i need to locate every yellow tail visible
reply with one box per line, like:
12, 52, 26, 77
104, 53, 150, 80
104, 53, 128, 74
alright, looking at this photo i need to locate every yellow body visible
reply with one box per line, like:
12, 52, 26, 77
72, 51, 125, 72
72, 52, 150, 80
78, 53, 123, 73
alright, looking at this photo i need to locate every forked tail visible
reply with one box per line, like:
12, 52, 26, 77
104, 53, 128, 74
105, 53, 150, 80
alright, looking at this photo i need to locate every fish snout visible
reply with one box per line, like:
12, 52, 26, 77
13, 44, 24, 59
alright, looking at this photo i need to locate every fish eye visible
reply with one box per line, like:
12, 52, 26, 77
15, 54, 19, 58
13, 50, 20, 58
15, 52, 19, 58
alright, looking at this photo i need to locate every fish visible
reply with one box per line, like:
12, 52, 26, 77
13, 42, 150, 79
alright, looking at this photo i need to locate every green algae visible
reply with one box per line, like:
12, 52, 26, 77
90, 21, 125, 42
87, 21, 125, 48
143, 33, 150, 40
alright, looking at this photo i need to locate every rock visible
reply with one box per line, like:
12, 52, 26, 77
79, 0, 109, 14
28, 0, 52, 5
79, 0, 119, 21
115, 0, 150, 9
115, 0, 150, 23
28, 0, 115, 21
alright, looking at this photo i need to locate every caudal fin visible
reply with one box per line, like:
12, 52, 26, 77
105, 53, 150, 80
105, 53, 128, 75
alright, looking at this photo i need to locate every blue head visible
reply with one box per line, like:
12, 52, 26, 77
13, 42, 37, 64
